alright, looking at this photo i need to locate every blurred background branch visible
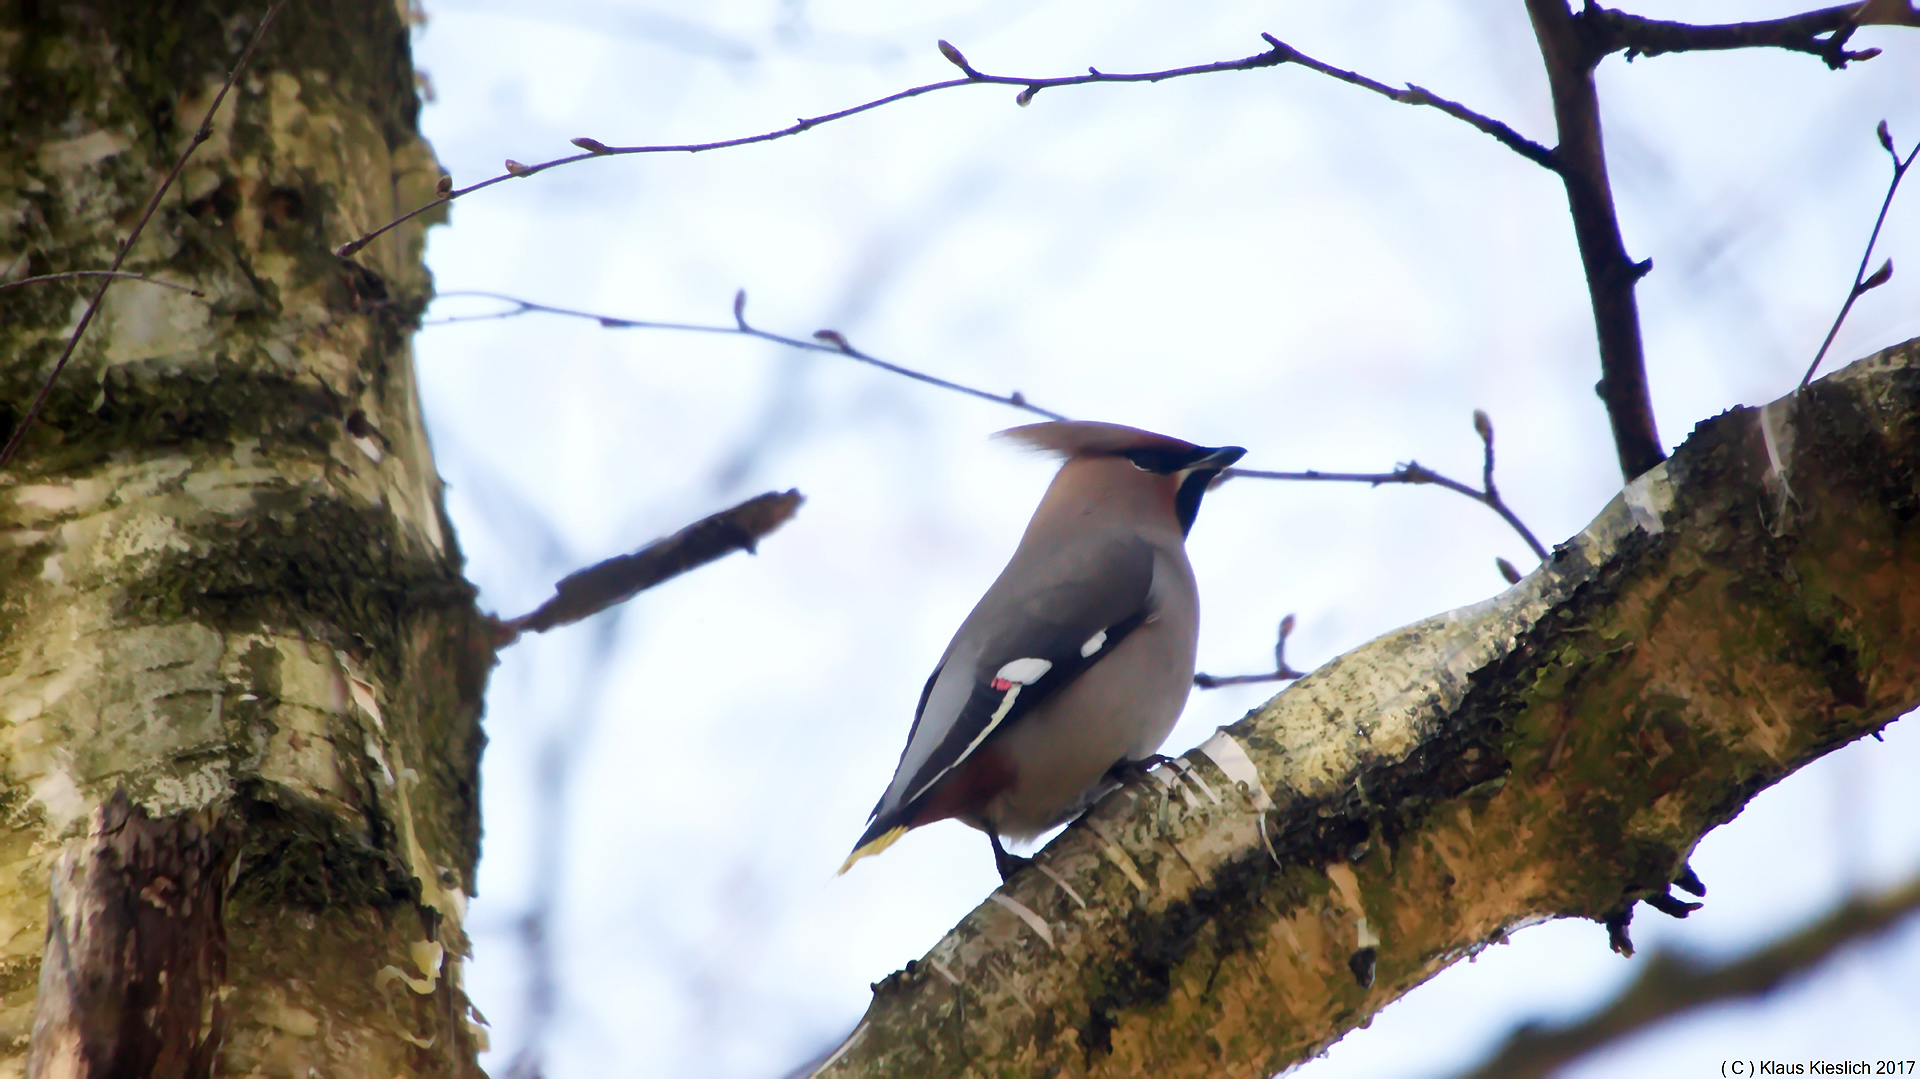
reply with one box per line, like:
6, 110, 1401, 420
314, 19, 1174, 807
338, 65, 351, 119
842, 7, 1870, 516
1456, 864, 1920, 1079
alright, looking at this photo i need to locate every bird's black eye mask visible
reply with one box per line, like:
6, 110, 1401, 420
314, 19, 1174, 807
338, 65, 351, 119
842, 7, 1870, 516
1117, 443, 1246, 532
1121, 446, 1210, 474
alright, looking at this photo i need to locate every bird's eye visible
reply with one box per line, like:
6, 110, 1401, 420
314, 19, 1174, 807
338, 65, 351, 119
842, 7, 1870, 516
1125, 449, 1173, 472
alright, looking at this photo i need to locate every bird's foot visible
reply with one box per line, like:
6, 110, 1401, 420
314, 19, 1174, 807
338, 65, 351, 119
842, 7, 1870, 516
1105, 753, 1177, 788
987, 828, 1031, 883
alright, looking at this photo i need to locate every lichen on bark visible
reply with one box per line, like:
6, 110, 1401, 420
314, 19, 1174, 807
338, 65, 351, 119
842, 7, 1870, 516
2, 1, 490, 1074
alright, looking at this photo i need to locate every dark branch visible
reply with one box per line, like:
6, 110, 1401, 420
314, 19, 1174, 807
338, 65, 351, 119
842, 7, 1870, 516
429, 289, 1067, 420
338, 33, 1554, 258
0, 270, 205, 296
426, 291, 1547, 557
1195, 614, 1306, 689
1228, 408, 1550, 562
1576, 1, 1915, 69
1525, 0, 1666, 480
336, 38, 1299, 258
1539, 0, 1920, 465
1257, 34, 1558, 171
1455, 865, 1920, 1079
0, 0, 285, 468
1802, 124, 1916, 388
492, 489, 804, 645
1230, 462, 1547, 561
1197, 405, 1653, 688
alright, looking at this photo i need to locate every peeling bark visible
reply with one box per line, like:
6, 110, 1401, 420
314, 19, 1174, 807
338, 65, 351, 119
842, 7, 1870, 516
1, 1, 489, 1074
817, 339, 1920, 1078
27, 792, 235, 1079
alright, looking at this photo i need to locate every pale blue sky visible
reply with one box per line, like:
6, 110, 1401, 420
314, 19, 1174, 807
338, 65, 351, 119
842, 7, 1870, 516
406, 3, 1920, 1075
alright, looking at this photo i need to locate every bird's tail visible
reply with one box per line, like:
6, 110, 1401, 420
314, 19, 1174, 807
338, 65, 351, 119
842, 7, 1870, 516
836, 824, 908, 875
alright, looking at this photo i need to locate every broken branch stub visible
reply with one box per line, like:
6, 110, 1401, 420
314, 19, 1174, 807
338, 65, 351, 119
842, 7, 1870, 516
498, 489, 804, 641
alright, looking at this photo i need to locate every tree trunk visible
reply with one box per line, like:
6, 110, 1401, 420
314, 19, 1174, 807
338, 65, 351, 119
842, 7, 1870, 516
815, 338, 1920, 1078
1, 1, 489, 1075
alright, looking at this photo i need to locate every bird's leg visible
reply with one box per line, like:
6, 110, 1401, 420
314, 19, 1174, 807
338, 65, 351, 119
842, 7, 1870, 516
986, 826, 1031, 883
1104, 753, 1177, 789
1106, 754, 1180, 832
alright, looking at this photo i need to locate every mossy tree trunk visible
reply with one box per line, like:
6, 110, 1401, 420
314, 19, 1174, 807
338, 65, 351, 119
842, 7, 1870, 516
0, 1, 490, 1075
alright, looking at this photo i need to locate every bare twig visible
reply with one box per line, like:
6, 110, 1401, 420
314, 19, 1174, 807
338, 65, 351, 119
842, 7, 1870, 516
1471, 407, 1546, 561
1801, 121, 1916, 389
336, 38, 1296, 258
428, 289, 1066, 420
0, 270, 205, 296
426, 291, 1549, 556
1255, 33, 1558, 171
338, 33, 1552, 258
750, 294, 1068, 419
491, 489, 804, 646
1195, 614, 1306, 689
1577, 1, 1918, 69
1228, 462, 1548, 556
1230, 408, 1550, 561
1454, 864, 1920, 1079
0, 0, 285, 469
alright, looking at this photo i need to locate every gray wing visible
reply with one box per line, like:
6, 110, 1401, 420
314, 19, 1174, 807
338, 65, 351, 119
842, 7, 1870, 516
863, 532, 1158, 831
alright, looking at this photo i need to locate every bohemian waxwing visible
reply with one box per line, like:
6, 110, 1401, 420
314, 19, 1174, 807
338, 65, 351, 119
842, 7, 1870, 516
839, 420, 1246, 881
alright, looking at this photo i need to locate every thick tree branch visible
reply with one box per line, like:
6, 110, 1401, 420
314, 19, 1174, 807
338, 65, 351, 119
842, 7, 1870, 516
813, 338, 1920, 1078
5, 1, 487, 1072
1456, 864, 1920, 1079
1577, 1, 1919, 68
1527, 0, 1665, 480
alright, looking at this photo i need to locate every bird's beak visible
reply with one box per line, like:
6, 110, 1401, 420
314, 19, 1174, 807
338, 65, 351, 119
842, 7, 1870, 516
1190, 446, 1247, 471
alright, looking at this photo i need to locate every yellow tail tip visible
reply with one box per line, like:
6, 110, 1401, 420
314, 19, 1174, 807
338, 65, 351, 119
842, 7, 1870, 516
837, 825, 909, 875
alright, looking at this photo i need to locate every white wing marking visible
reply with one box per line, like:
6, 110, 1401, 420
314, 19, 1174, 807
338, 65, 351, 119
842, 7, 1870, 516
995, 656, 1053, 684
906, 681, 1024, 805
